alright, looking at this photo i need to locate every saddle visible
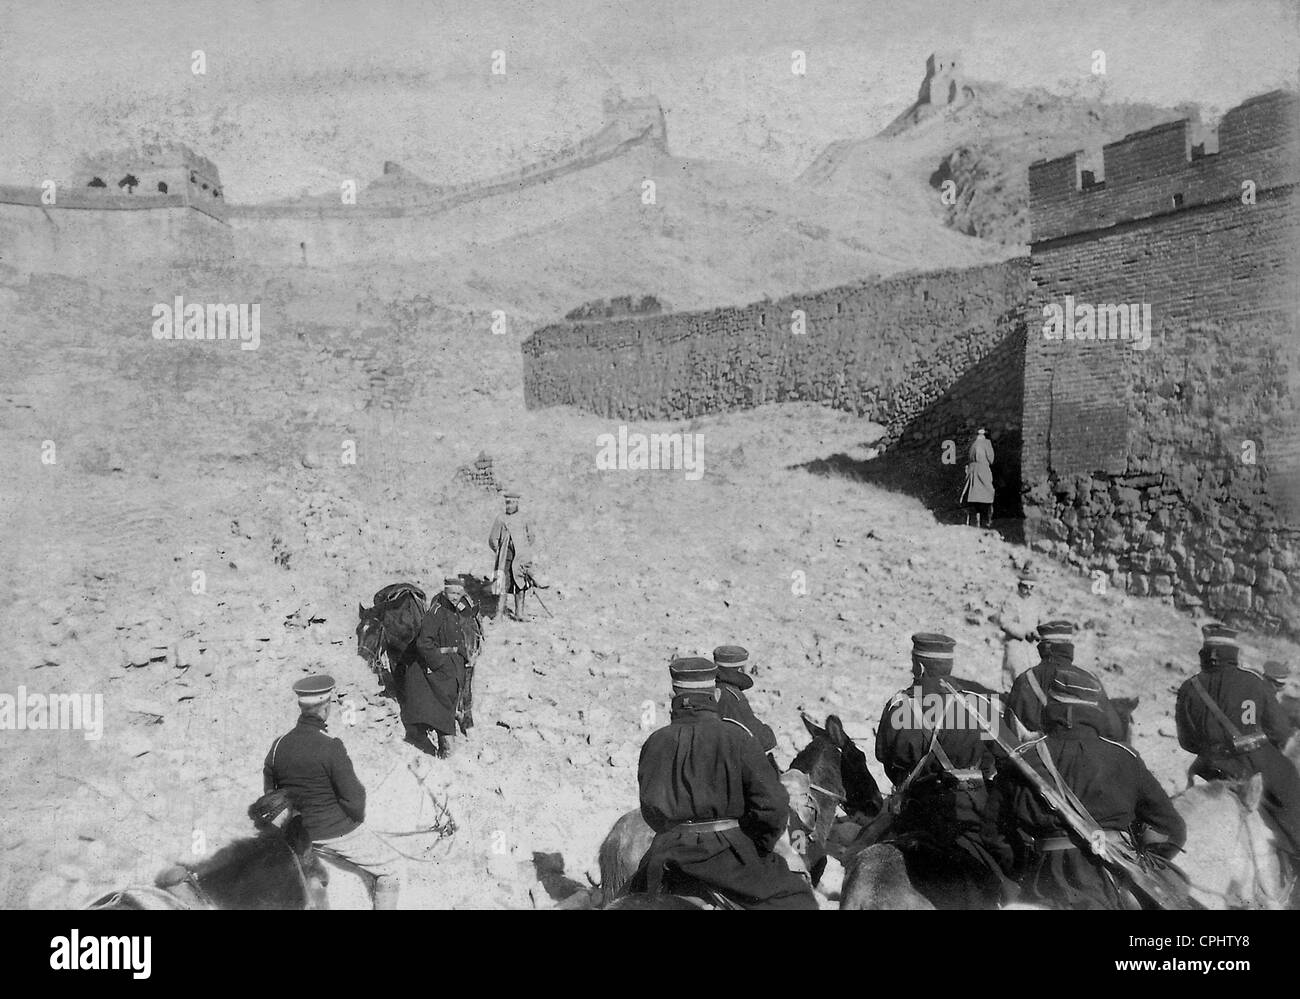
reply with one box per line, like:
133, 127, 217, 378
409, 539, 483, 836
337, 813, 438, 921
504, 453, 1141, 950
373, 583, 428, 651
659, 865, 746, 911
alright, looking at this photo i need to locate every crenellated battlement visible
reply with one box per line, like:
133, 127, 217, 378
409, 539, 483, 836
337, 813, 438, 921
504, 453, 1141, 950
1029, 90, 1300, 242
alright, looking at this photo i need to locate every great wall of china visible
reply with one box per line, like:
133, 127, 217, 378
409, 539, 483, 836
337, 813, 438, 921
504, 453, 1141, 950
2, 73, 1295, 635
523, 88, 1300, 635
0, 95, 667, 274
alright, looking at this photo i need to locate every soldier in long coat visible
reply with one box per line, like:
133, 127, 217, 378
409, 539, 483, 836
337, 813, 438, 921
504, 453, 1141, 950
404, 577, 478, 758
712, 645, 779, 767
991, 666, 1185, 910
631, 658, 818, 909
960, 428, 996, 528
996, 566, 1044, 692
488, 491, 537, 622
1176, 624, 1300, 884
876, 633, 1012, 907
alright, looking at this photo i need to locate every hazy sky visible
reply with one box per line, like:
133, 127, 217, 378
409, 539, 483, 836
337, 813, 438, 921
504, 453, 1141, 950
0, 0, 1295, 197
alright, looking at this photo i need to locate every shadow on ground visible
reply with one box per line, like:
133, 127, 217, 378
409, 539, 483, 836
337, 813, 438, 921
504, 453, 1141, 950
792, 446, 1026, 547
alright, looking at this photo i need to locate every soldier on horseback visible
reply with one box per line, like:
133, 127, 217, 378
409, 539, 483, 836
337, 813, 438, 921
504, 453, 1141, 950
405, 577, 482, 759
712, 644, 779, 770
875, 633, 1012, 907
263, 675, 404, 910
1002, 620, 1124, 743
1176, 623, 1300, 900
991, 665, 1185, 909
629, 658, 819, 909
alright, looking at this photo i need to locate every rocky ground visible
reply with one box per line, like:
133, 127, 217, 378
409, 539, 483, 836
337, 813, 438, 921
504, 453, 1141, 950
1, 258, 1296, 910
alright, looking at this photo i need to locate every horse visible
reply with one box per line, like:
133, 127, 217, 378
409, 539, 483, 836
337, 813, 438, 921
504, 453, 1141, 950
597, 713, 874, 909
357, 579, 483, 735
839, 843, 936, 910
1173, 771, 1293, 909
85, 818, 328, 911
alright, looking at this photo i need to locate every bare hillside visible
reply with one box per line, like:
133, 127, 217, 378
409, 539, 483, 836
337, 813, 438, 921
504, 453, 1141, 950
2, 261, 1295, 909
802, 81, 1191, 245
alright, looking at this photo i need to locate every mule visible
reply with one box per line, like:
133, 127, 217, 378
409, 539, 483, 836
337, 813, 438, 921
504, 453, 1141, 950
597, 714, 867, 909
1173, 773, 1292, 909
86, 819, 328, 911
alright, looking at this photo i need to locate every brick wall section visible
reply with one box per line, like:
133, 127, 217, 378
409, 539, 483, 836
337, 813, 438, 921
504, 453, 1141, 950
523, 258, 1031, 451
1024, 89, 1300, 635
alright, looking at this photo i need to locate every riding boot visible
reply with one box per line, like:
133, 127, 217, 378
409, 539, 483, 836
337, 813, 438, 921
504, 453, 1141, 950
437, 731, 456, 759
514, 591, 527, 622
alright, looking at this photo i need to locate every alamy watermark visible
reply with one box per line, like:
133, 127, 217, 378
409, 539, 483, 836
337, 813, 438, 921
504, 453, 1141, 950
888, 687, 1002, 741
50, 931, 150, 979
151, 297, 261, 351
595, 425, 704, 481
1042, 296, 1151, 351
0, 687, 103, 740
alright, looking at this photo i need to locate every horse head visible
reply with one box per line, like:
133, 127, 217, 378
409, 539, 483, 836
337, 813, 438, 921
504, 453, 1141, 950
788, 716, 849, 861
355, 603, 384, 668
796, 713, 883, 821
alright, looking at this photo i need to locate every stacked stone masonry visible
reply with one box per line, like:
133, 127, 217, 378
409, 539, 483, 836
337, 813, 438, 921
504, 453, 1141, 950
523, 259, 1031, 456
1024, 89, 1300, 634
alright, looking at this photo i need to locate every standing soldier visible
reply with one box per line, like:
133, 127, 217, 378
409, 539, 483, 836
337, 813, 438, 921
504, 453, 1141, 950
996, 566, 1044, 693
264, 675, 403, 910
959, 427, 995, 529
993, 666, 1185, 910
1176, 624, 1300, 889
1002, 620, 1124, 743
712, 645, 779, 768
488, 490, 537, 623
875, 633, 1011, 907
631, 658, 818, 909
405, 577, 478, 759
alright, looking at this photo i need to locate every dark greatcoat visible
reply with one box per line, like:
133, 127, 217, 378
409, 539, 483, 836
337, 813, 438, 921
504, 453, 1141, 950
402, 593, 476, 737
876, 672, 1013, 895
632, 693, 817, 910
1176, 662, 1300, 858
990, 705, 1186, 910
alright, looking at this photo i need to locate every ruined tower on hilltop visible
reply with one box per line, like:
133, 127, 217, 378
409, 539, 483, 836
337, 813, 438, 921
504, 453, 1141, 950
918, 51, 970, 107
882, 51, 976, 135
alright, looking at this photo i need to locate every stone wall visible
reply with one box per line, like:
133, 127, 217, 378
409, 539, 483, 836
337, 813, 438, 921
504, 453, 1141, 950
0, 200, 234, 276
1024, 90, 1300, 634
523, 259, 1030, 450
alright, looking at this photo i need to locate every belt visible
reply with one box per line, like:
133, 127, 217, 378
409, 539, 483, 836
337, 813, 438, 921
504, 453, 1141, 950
671, 819, 740, 834
946, 769, 986, 786
435, 647, 461, 655
1034, 830, 1124, 853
